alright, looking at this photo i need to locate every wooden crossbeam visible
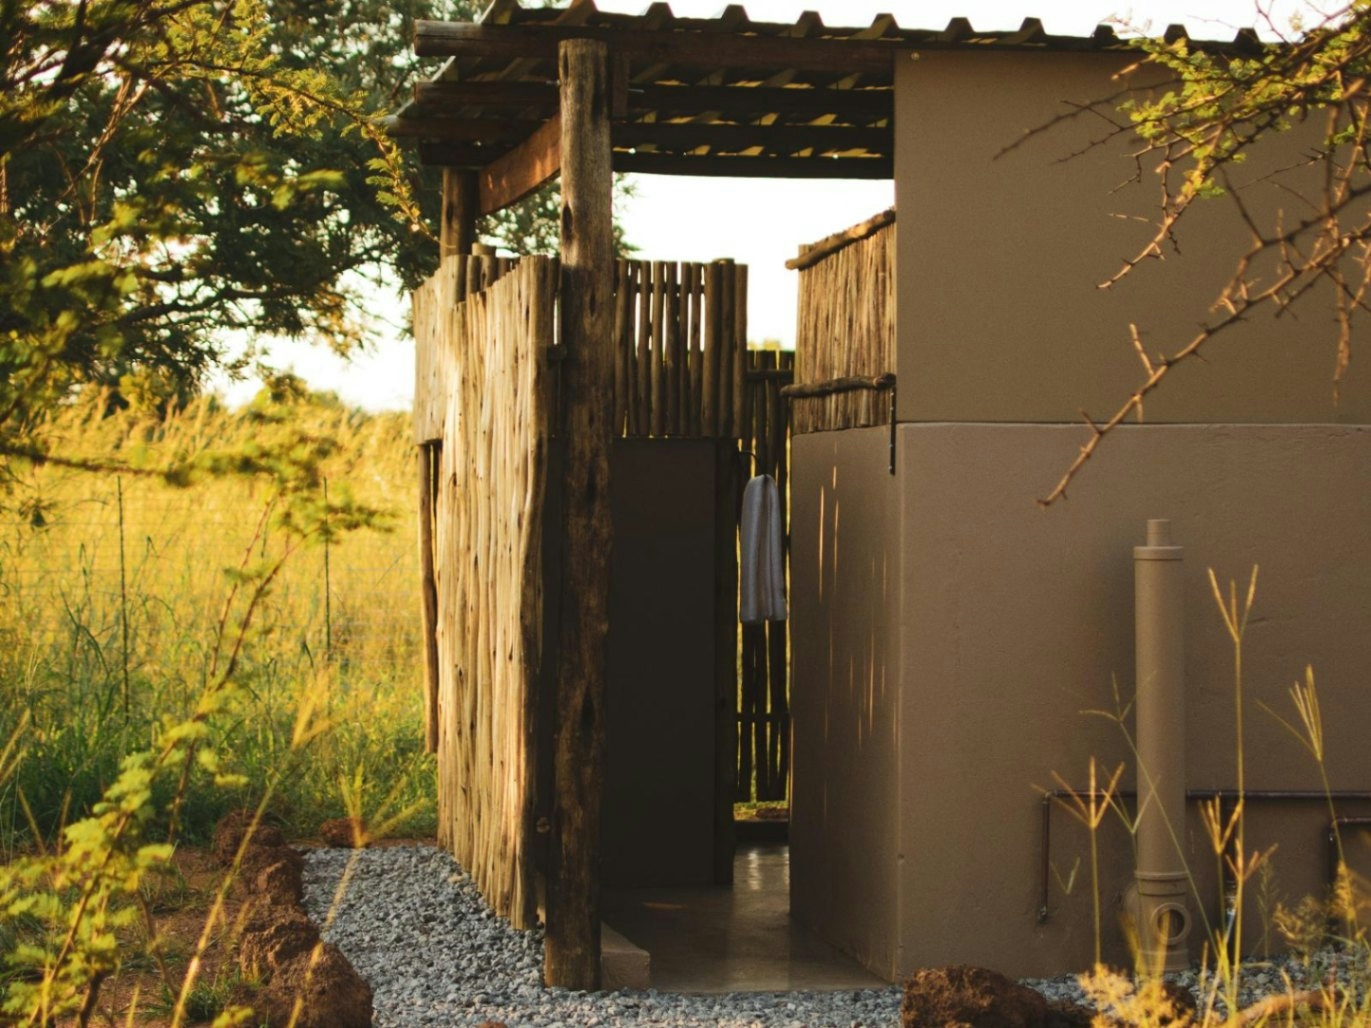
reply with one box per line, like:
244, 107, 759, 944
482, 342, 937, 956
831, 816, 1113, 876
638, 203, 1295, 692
632, 83, 891, 119
385, 116, 538, 141
479, 114, 561, 215
418, 141, 512, 166
611, 151, 893, 179
414, 80, 558, 110
408, 121, 889, 164
410, 82, 891, 122
615, 120, 889, 154
415, 20, 903, 75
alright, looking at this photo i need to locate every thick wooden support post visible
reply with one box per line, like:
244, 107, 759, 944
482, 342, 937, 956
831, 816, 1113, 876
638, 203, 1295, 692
419, 442, 441, 754
440, 169, 478, 258
545, 37, 613, 991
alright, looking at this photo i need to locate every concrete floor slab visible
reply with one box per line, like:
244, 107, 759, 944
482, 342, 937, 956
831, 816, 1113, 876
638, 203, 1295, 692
602, 843, 887, 994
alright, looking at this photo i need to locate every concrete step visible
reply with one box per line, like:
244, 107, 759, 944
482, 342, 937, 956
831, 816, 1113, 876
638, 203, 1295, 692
601, 922, 651, 990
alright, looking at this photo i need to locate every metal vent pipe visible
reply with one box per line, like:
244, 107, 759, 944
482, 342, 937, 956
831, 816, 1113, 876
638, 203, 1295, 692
1123, 519, 1191, 971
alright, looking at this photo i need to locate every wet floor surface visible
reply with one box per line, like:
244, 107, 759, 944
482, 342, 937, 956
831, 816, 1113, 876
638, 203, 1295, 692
601, 843, 889, 994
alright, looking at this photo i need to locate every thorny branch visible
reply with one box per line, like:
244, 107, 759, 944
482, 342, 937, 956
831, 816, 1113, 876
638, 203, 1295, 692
1039, 3, 1371, 504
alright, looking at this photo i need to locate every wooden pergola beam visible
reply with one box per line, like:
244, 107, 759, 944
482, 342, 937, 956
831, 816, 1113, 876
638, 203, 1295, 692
419, 144, 894, 180
614, 120, 889, 154
404, 112, 882, 153
415, 20, 902, 74
612, 151, 893, 179
409, 81, 891, 121
419, 141, 510, 167
385, 116, 539, 141
632, 83, 892, 119
479, 113, 561, 215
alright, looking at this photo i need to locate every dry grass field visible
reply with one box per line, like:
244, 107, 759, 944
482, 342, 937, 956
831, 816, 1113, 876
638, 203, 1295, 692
0, 381, 434, 850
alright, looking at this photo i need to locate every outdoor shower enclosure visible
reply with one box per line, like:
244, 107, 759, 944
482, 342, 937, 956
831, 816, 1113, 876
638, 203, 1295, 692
395, 0, 906, 988
411, 249, 794, 979
397, 0, 1371, 990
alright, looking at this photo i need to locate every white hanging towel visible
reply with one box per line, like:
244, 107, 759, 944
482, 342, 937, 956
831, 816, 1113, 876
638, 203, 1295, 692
739, 473, 788, 624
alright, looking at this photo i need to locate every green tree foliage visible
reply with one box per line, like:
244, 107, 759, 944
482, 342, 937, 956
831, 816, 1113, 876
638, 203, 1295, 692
0, 0, 574, 467
1041, 2, 1371, 502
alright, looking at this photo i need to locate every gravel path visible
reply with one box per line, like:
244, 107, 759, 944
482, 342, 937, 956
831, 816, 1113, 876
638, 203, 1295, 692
303, 844, 1365, 1028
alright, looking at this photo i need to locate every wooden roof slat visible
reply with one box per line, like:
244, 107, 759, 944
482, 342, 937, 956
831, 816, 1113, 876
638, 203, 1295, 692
629, 83, 891, 119
385, 116, 541, 141
715, 4, 750, 32
616, 120, 889, 154
939, 18, 975, 43
419, 141, 514, 166
787, 11, 824, 37
414, 21, 903, 74
612, 151, 892, 179
639, 3, 675, 31
1004, 17, 1047, 45
854, 14, 899, 40
480, 0, 522, 25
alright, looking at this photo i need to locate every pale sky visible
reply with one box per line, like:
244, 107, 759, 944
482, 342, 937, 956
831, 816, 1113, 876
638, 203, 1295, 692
211, 0, 1331, 411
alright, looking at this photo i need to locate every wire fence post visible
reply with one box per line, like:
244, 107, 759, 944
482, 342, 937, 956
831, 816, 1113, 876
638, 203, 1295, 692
323, 476, 332, 661
117, 476, 130, 716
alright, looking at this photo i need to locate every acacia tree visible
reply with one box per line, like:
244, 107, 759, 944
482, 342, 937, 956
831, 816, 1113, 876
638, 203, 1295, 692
0, 0, 568, 466
1041, 2, 1371, 503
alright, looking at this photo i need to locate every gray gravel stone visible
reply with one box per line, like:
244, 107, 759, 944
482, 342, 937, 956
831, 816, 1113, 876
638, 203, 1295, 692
303, 845, 1367, 1027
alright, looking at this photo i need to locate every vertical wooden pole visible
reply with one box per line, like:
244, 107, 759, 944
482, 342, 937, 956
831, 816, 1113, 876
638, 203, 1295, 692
428, 172, 472, 759
635, 264, 652, 435
613, 260, 629, 437
718, 260, 735, 439
649, 260, 666, 437
419, 442, 441, 754
732, 265, 748, 438
713, 438, 739, 883
440, 169, 479, 260
702, 262, 722, 436
546, 37, 613, 992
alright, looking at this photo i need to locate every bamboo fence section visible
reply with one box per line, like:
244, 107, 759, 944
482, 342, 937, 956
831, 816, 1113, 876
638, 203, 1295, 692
790, 210, 895, 433
413, 253, 520, 445
739, 349, 794, 802
414, 250, 795, 935
605, 258, 791, 801
612, 258, 747, 439
416, 254, 556, 930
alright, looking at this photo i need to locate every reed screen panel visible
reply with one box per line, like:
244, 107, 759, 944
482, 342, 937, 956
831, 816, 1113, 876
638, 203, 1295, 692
793, 214, 895, 433
415, 255, 555, 929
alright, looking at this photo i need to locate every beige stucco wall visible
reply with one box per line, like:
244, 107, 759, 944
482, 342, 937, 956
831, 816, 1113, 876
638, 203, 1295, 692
791, 423, 1371, 978
792, 45, 1371, 982
790, 427, 902, 977
894, 50, 1371, 424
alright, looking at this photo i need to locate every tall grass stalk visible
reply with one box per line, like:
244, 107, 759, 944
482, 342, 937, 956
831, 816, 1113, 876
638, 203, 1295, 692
1051, 759, 1125, 968
1205, 567, 1259, 1019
